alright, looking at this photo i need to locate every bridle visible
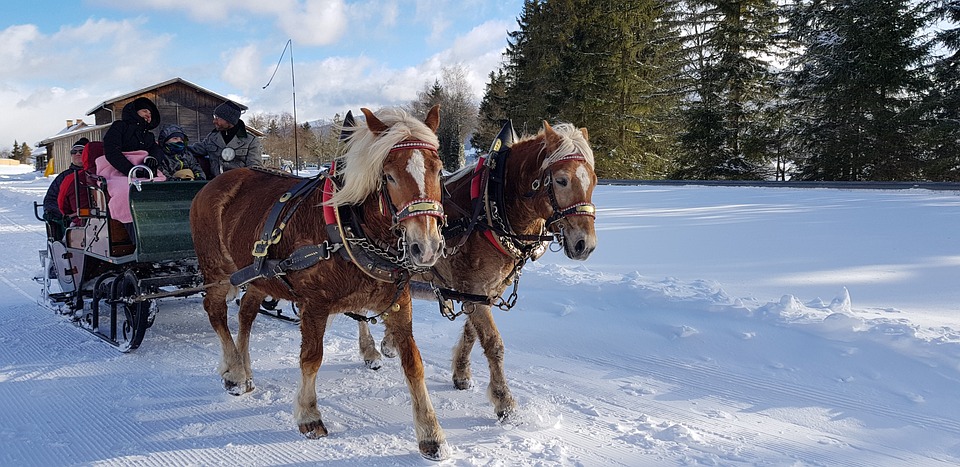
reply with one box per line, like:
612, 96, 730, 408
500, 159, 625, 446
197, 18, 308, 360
378, 140, 445, 227
468, 145, 596, 259
522, 152, 597, 231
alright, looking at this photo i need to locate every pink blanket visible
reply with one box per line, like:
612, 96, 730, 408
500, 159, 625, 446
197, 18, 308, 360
95, 151, 166, 223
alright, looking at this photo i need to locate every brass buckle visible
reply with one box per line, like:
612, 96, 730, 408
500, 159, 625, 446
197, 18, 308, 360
252, 240, 270, 257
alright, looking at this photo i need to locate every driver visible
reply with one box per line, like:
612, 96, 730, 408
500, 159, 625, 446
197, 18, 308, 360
190, 100, 262, 178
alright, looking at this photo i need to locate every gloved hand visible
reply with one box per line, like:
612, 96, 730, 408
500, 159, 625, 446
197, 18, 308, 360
172, 168, 194, 180
131, 167, 151, 179
143, 156, 159, 171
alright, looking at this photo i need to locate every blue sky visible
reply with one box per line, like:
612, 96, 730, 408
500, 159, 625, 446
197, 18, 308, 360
0, 0, 524, 147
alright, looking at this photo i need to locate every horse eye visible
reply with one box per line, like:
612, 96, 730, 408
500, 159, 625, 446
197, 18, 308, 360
556, 177, 568, 187
386, 174, 396, 183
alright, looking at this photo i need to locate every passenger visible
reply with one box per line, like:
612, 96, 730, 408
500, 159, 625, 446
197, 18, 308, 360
100, 96, 165, 241
43, 138, 88, 239
190, 101, 262, 178
156, 124, 206, 180
102, 96, 164, 179
57, 142, 100, 227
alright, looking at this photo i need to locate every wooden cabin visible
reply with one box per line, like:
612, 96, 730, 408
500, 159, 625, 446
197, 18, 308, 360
39, 77, 263, 173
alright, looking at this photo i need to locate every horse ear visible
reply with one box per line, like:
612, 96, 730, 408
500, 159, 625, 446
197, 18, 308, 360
424, 104, 441, 133
542, 120, 561, 147
361, 108, 389, 136
580, 127, 589, 142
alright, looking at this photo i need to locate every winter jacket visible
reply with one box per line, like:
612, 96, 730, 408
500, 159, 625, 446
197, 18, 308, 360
190, 119, 262, 177
157, 123, 207, 180
102, 97, 163, 176
43, 163, 82, 217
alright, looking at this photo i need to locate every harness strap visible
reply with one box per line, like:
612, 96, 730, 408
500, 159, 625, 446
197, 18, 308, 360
230, 174, 327, 287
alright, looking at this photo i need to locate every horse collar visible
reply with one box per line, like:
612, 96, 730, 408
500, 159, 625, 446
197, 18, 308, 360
322, 176, 431, 283
470, 148, 550, 260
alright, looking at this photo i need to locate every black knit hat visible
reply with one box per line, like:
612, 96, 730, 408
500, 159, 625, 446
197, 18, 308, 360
73, 137, 89, 147
214, 101, 243, 126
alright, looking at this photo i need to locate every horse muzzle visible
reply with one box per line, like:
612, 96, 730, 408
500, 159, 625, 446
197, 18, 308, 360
395, 199, 445, 267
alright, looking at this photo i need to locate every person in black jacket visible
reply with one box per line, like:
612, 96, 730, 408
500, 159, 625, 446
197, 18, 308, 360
101, 96, 163, 243
102, 96, 163, 178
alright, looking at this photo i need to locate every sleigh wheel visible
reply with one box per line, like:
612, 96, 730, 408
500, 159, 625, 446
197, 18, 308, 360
111, 270, 150, 352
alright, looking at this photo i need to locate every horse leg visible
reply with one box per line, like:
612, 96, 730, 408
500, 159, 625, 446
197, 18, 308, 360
380, 328, 398, 358
295, 304, 329, 438
469, 305, 517, 421
357, 319, 383, 370
451, 315, 478, 390
234, 287, 265, 394
204, 284, 252, 395
385, 298, 448, 460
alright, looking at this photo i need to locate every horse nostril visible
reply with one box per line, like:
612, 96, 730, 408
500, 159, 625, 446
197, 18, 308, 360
575, 239, 586, 254
410, 243, 422, 259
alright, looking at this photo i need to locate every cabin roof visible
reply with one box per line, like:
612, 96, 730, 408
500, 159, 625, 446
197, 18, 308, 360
84, 77, 248, 116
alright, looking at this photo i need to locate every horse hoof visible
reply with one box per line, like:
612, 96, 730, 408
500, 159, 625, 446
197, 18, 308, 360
364, 358, 382, 370
453, 378, 473, 390
497, 407, 517, 424
380, 337, 397, 358
418, 440, 450, 461
299, 419, 328, 439
223, 378, 254, 396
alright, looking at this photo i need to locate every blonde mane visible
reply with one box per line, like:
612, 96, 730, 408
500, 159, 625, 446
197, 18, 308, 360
328, 108, 441, 206
517, 123, 595, 171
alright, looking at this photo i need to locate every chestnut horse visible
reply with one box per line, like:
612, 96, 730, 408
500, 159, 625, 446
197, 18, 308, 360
355, 120, 598, 421
190, 106, 451, 460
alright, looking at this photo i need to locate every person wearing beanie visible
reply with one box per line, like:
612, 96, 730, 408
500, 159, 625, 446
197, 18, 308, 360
42, 137, 89, 239
157, 123, 206, 180
190, 100, 262, 177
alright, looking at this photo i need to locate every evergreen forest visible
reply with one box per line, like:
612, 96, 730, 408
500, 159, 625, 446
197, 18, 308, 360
471, 0, 960, 181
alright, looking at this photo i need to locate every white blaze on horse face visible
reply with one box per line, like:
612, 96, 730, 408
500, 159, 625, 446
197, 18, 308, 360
575, 164, 592, 195
406, 150, 428, 197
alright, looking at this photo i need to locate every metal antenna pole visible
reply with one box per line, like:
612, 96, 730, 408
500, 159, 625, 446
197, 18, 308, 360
263, 39, 299, 174
289, 40, 299, 175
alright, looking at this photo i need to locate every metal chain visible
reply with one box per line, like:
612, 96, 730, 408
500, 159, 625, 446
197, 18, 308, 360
347, 236, 432, 274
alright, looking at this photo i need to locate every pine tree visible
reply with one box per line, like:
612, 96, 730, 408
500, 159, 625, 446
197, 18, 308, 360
472, 70, 511, 154
784, 0, 931, 181
489, 0, 686, 178
923, 0, 960, 180
674, 0, 783, 180
10, 140, 22, 161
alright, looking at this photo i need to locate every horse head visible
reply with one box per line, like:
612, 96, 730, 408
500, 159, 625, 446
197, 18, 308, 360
538, 121, 598, 261
335, 105, 445, 267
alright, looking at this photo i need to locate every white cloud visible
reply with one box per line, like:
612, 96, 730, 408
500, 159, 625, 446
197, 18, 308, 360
242, 17, 516, 124
221, 44, 265, 92
0, 86, 97, 146
0, 24, 39, 65
0, 19, 174, 145
95, 0, 349, 46
278, 0, 348, 46
1, 2, 519, 146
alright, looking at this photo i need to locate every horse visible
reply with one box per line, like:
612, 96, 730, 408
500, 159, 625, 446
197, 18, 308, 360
190, 105, 451, 460
355, 120, 598, 421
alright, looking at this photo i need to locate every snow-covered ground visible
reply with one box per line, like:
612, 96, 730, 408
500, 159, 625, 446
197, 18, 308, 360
2, 163, 959, 466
